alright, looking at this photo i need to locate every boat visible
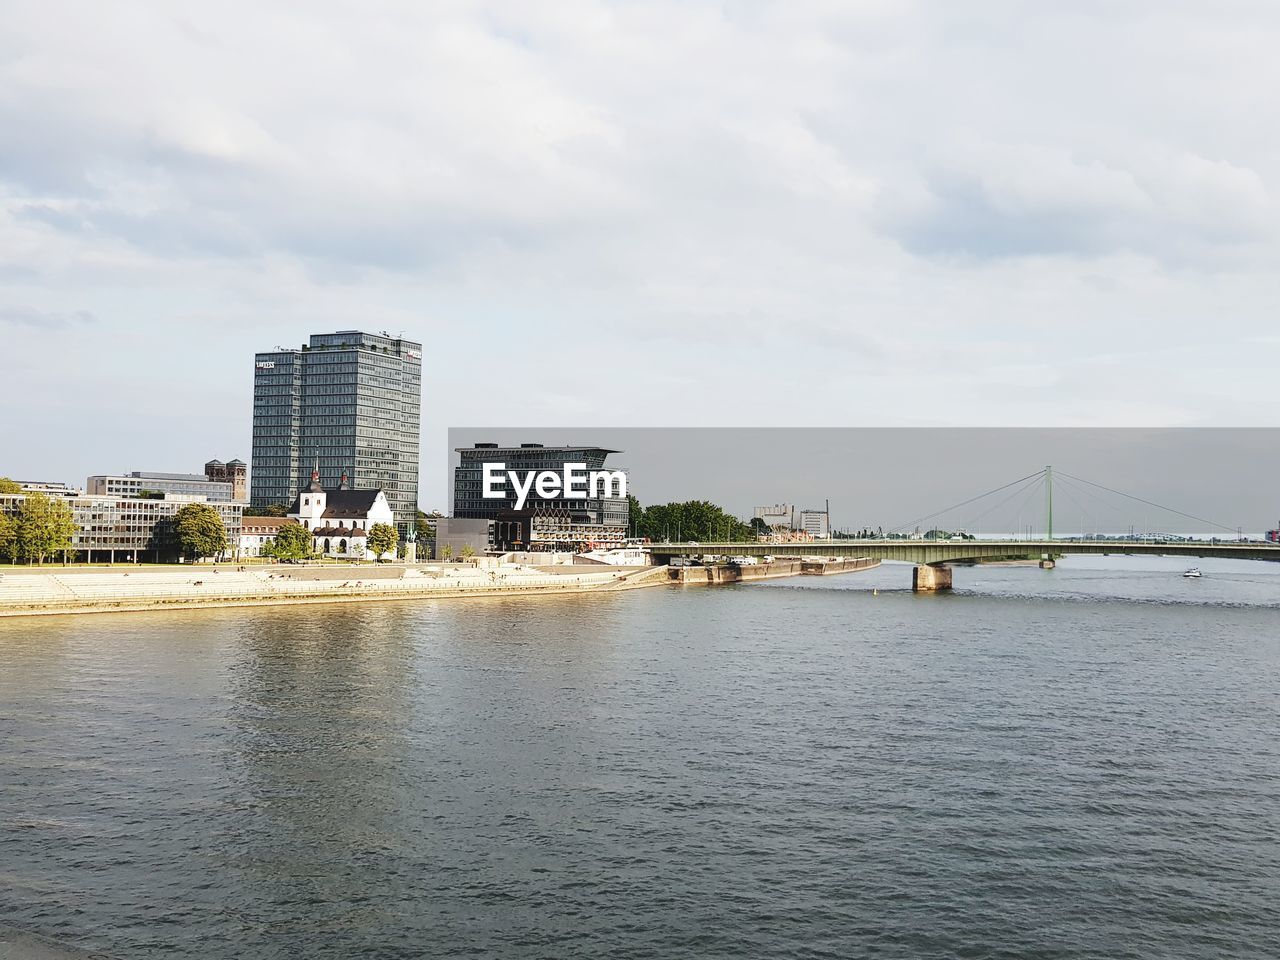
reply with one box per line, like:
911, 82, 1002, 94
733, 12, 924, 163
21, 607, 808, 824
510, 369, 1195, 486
1183, 567, 1202, 578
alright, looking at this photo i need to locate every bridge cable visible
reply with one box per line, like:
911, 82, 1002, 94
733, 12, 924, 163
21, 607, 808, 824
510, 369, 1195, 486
1049, 480, 1099, 538
965, 472, 1045, 532
1055, 471, 1240, 535
1053, 475, 1130, 530
1003, 473, 1050, 537
887, 468, 1046, 534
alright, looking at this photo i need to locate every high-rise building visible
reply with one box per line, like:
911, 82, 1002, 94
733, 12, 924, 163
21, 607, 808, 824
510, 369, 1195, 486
251, 330, 422, 528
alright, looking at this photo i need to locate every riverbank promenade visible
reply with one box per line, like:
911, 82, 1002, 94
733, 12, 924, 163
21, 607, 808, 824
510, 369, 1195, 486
0, 563, 670, 618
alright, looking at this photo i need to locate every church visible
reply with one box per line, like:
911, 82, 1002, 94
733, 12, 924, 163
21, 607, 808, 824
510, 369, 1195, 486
287, 468, 397, 561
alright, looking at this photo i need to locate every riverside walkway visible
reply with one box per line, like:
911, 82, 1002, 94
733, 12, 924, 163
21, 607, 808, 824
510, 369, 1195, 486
0, 563, 670, 617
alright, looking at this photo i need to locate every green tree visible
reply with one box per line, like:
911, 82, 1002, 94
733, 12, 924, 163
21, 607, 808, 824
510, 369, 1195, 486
632, 499, 753, 543
440, 543, 454, 561
460, 543, 476, 559
0, 511, 17, 563
18, 491, 76, 564
264, 522, 313, 561
244, 503, 289, 517
627, 493, 644, 535
415, 510, 441, 542
0, 477, 22, 494
174, 503, 228, 561
367, 522, 398, 561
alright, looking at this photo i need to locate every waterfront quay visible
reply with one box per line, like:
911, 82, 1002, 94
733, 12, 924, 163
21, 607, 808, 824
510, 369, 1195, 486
670, 556, 879, 584
0, 563, 669, 618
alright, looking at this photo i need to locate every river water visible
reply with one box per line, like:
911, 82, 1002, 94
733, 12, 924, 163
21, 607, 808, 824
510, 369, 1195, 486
2, 556, 1278, 959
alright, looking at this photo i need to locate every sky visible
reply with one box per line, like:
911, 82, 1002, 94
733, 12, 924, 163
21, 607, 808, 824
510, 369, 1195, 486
2, 1, 1279, 509
448, 428, 1280, 534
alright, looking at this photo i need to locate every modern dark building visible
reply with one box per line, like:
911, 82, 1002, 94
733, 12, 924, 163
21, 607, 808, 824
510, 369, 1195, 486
251, 330, 422, 529
452, 443, 629, 551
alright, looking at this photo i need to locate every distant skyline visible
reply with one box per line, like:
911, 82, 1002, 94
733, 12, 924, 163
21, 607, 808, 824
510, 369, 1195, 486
2, 4, 1279, 493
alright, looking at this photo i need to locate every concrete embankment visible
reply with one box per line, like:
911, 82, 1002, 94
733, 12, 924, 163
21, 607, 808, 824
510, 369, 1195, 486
671, 557, 879, 585
0, 563, 672, 619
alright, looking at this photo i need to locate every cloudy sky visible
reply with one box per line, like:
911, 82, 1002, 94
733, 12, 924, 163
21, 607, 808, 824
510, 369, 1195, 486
2, 1, 1278, 508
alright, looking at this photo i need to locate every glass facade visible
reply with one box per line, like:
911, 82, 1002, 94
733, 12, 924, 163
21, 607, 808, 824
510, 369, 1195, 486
453, 443, 629, 549
87, 472, 237, 502
251, 331, 422, 527
0, 494, 243, 561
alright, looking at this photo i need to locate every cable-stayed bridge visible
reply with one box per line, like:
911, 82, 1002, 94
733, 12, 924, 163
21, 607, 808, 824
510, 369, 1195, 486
645, 466, 1280, 591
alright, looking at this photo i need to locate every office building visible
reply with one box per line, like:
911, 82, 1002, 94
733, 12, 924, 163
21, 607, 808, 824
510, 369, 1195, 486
88, 459, 246, 503
15, 481, 83, 496
453, 442, 629, 551
251, 330, 422, 529
799, 509, 830, 540
0, 492, 243, 562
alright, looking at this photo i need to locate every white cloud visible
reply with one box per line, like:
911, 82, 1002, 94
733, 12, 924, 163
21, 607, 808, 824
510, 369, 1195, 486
1, 0, 1278, 499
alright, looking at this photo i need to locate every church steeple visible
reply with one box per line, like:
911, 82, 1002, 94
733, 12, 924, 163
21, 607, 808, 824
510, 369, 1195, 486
308, 458, 323, 493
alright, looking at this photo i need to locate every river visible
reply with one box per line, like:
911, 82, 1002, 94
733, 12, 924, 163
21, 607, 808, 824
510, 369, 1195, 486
2, 556, 1278, 958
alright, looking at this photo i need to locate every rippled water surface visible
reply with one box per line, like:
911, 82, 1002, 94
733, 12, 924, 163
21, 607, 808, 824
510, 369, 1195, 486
2, 557, 1279, 959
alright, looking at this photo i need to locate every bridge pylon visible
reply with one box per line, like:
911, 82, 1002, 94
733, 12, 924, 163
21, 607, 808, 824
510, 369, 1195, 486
912, 564, 953, 592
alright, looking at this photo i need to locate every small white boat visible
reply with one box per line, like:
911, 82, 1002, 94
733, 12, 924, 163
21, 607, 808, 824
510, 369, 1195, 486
1183, 567, 1202, 578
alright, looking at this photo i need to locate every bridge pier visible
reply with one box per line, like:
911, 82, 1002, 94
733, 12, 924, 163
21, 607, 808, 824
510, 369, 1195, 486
912, 564, 953, 592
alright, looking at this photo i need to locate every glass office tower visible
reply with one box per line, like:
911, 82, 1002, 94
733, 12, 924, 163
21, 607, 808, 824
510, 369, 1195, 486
251, 331, 422, 528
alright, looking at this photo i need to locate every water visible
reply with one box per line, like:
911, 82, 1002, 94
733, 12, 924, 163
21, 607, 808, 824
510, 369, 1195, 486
2, 557, 1278, 959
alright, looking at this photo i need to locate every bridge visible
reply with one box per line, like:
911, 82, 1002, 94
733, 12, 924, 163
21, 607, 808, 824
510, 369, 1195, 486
645, 539, 1280, 590
642, 464, 1279, 591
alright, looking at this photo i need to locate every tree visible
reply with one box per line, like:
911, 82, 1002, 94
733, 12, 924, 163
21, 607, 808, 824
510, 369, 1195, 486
415, 510, 441, 542
440, 543, 454, 561
0, 477, 22, 494
174, 503, 228, 561
264, 522, 313, 561
0, 512, 17, 564
367, 523, 398, 561
631, 499, 754, 543
460, 543, 475, 559
627, 493, 644, 535
18, 492, 76, 564
244, 503, 289, 517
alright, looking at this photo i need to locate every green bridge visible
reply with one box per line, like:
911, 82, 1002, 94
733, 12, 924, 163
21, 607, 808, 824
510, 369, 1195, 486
645, 539, 1280, 591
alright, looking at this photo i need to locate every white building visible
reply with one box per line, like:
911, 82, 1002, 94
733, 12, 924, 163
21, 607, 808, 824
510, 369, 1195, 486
288, 470, 398, 561
799, 509, 829, 539
753, 503, 793, 529
239, 517, 290, 558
